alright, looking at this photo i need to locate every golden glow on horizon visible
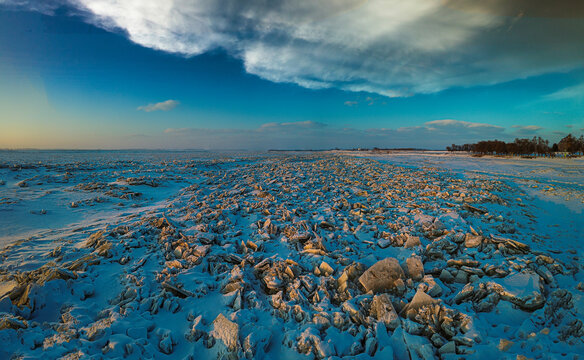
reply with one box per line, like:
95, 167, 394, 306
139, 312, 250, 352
0, 64, 128, 149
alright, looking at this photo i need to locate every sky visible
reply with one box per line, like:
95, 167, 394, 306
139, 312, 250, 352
0, 0, 583, 150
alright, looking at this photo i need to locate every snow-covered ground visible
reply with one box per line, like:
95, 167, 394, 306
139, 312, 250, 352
0, 150, 582, 359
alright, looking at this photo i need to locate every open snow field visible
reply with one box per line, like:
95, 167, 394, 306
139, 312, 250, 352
0, 150, 583, 359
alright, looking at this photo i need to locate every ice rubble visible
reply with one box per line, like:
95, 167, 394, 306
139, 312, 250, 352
0, 153, 583, 359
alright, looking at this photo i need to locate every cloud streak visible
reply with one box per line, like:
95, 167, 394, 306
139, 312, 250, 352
425, 119, 504, 131
160, 119, 533, 150
3, 0, 584, 97
543, 82, 584, 101
137, 99, 179, 112
511, 125, 544, 136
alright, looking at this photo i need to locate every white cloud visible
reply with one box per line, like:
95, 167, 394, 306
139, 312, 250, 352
5, 0, 584, 97
426, 119, 502, 129
137, 99, 179, 112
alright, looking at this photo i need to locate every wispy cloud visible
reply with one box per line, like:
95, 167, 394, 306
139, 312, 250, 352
4, 0, 583, 97
366, 97, 375, 105
344, 96, 386, 107
423, 119, 505, 137
259, 121, 327, 131
511, 125, 543, 136
137, 100, 179, 112
512, 125, 543, 131
543, 83, 584, 102
426, 119, 502, 129
161, 119, 519, 150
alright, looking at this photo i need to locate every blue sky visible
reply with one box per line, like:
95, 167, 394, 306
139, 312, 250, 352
0, 1, 583, 149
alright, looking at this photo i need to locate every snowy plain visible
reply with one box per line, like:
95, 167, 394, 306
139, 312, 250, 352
0, 150, 582, 359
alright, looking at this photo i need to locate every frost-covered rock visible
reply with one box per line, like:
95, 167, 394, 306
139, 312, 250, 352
359, 257, 405, 293
0, 314, 28, 330
420, 275, 442, 297
210, 313, 240, 351
159, 335, 174, 354
403, 256, 425, 281
464, 233, 483, 248
439, 269, 454, 283
243, 327, 272, 359
454, 272, 545, 311
497, 339, 514, 352
84, 318, 113, 341
439, 340, 456, 354
498, 272, 545, 310
414, 214, 435, 227
369, 294, 400, 330
404, 235, 422, 249
402, 289, 439, 317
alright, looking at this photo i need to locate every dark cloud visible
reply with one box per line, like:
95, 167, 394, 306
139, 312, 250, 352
442, 0, 584, 18
3, 0, 583, 97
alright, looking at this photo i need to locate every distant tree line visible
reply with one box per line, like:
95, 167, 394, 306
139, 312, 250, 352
447, 134, 584, 156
